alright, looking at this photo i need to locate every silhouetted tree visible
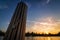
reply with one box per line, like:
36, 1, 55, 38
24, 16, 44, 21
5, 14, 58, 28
0, 30, 5, 36
25, 32, 60, 37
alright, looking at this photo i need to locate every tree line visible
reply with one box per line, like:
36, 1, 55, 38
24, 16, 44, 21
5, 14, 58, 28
25, 32, 60, 37
0, 30, 60, 37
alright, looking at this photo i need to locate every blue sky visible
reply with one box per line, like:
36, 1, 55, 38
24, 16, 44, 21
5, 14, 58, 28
0, 0, 60, 33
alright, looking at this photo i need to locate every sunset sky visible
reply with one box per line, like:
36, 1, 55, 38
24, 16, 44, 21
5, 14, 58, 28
0, 0, 60, 34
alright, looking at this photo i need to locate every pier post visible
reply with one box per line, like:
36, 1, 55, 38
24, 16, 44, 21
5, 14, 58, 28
3, 2, 28, 40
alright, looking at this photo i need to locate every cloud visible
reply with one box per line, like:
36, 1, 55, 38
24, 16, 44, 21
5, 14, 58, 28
0, 5, 8, 9
40, 0, 51, 6
46, 0, 50, 4
26, 17, 60, 34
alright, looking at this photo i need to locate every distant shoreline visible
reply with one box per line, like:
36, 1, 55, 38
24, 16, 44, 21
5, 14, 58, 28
25, 32, 60, 37
0, 30, 60, 37
25, 35, 60, 37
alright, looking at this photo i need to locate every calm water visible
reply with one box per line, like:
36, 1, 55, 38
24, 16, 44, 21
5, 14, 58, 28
0, 36, 60, 40
0, 36, 4, 40
25, 37, 60, 40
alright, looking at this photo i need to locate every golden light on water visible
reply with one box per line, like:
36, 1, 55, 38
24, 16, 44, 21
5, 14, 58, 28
27, 17, 60, 34
47, 37, 51, 40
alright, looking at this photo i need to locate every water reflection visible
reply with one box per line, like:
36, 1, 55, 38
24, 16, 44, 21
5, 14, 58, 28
25, 37, 60, 40
47, 37, 51, 40
0, 36, 60, 40
0, 36, 4, 40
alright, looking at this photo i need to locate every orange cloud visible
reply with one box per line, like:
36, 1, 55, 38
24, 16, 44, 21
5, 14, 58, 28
26, 17, 60, 34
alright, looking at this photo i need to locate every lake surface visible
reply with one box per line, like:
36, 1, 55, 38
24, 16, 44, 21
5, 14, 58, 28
0, 36, 60, 40
0, 36, 4, 40
25, 37, 60, 40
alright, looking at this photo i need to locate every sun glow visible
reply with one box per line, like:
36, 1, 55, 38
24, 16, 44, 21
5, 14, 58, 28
45, 32, 49, 34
